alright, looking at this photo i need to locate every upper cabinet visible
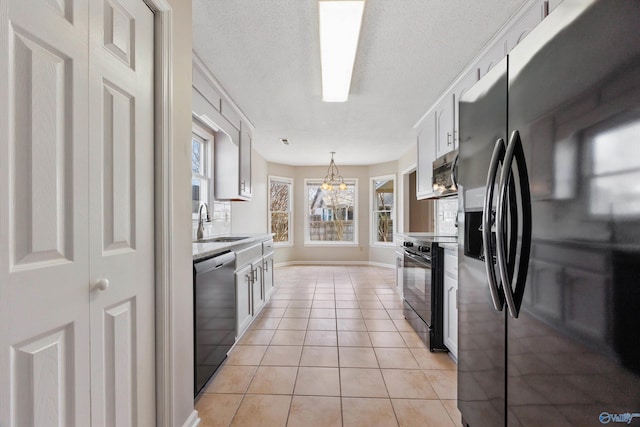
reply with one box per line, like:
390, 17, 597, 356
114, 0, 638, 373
239, 123, 252, 199
415, 0, 558, 198
435, 94, 455, 159
416, 113, 436, 199
452, 69, 480, 149
505, 1, 545, 54
192, 55, 254, 201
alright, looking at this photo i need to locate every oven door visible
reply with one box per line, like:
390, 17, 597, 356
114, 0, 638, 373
402, 250, 432, 326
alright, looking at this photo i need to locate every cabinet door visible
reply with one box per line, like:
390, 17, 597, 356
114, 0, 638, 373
506, 1, 544, 54
251, 262, 265, 315
416, 113, 436, 199
435, 94, 455, 158
547, 0, 563, 15
443, 273, 458, 358
235, 264, 253, 336
453, 70, 479, 150
476, 38, 506, 81
239, 123, 252, 199
263, 253, 275, 300
443, 249, 458, 358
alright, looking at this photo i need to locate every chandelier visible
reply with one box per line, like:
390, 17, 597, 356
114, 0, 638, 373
321, 152, 347, 191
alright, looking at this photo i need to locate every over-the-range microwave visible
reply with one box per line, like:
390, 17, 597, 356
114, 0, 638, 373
432, 149, 458, 197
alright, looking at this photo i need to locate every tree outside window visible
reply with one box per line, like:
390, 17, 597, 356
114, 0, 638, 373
305, 179, 357, 244
269, 176, 293, 245
371, 175, 395, 245
191, 131, 210, 219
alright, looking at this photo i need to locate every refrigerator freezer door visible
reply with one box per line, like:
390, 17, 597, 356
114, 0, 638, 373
458, 58, 508, 427
507, 0, 640, 425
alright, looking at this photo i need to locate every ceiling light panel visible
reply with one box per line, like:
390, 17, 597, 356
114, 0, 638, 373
319, 0, 365, 102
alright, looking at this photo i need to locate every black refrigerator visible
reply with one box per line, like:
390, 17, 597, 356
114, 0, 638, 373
457, 1, 640, 426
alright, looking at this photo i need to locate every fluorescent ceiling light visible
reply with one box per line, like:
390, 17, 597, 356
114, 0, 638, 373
319, 0, 365, 102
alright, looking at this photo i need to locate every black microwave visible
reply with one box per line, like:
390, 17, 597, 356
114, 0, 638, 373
432, 149, 458, 197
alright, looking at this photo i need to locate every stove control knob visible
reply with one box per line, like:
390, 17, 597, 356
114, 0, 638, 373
403, 241, 413, 247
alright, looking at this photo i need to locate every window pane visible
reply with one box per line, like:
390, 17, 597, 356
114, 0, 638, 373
192, 178, 203, 214
308, 182, 355, 242
374, 211, 394, 243
271, 212, 290, 242
374, 179, 394, 210
192, 139, 202, 174
270, 181, 290, 211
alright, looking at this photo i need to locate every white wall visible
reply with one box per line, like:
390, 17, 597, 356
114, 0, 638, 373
232, 148, 268, 234
268, 163, 371, 264
167, 0, 195, 425
266, 158, 412, 267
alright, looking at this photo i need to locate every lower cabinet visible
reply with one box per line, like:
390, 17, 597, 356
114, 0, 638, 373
235, 263, 253, 336
234, 238, 276, 338
252, 260, 265, 314
263, 252, 275, 299
443, 248, 458, 359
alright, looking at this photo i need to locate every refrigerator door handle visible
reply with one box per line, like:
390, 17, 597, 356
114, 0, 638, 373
482, 138, 506, 311
496, 130, 532, 318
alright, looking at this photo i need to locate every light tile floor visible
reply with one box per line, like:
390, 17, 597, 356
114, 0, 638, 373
196, 265, 462, 427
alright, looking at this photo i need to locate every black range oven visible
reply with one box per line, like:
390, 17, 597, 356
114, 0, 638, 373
402, 236, 455, 352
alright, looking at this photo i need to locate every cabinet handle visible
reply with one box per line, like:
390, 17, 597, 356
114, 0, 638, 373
447, 132, 452, 146
264, 260, 269, 272
453, 129, 458, 146
241, 181, 246, 191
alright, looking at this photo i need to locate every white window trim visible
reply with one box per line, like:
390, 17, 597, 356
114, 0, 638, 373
304, 178, 359, 246
268, 175, 294, 247
370, 174, 396, 247
191, 121, 214, 221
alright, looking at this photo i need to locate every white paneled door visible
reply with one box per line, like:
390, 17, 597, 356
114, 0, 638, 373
0, 0, 155, 425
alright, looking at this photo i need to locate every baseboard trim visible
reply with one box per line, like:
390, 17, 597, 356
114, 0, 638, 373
274, 261, 394, 269
181, 410, 200, 427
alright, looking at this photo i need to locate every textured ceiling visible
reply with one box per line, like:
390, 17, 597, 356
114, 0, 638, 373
193, 0, 528, 166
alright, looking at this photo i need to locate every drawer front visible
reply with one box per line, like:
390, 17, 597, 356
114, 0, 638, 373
235, 243, 262, 269
262, 239, 274, 255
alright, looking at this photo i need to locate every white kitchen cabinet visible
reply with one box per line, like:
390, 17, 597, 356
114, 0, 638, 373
453, 69, 479, 148
435, 94, 456, 158
239, 122, 252, 199
235, 264, 253, 337
443, 248, 458, 359
263, 252, 275, 299
416, 113, 436, 199
262, 239, 275, 300
506, 1, 545, 54
547, 0, 564, 15
251, 260, 265, 314
476, 39, 506, 81
192, 58, 252, 201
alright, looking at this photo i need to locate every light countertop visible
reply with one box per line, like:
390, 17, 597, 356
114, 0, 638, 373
193, 233, 274, 261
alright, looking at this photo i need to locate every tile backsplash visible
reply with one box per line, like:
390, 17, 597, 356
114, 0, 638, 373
437, 196, 458, 236
192, 200, 231, 240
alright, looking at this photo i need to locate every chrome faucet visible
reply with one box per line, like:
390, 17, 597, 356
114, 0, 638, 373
197, 203, 211, 241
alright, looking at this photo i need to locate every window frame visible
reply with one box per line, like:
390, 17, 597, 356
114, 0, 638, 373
304, 178, 359, 246
370, 174, 396, 247
191, 121, 214, 221
268, 175, 294, 247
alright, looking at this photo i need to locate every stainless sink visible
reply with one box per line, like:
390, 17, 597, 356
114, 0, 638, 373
195, 236, 251, 243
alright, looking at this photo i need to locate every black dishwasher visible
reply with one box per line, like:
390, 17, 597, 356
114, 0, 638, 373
193, 250, 236, 397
